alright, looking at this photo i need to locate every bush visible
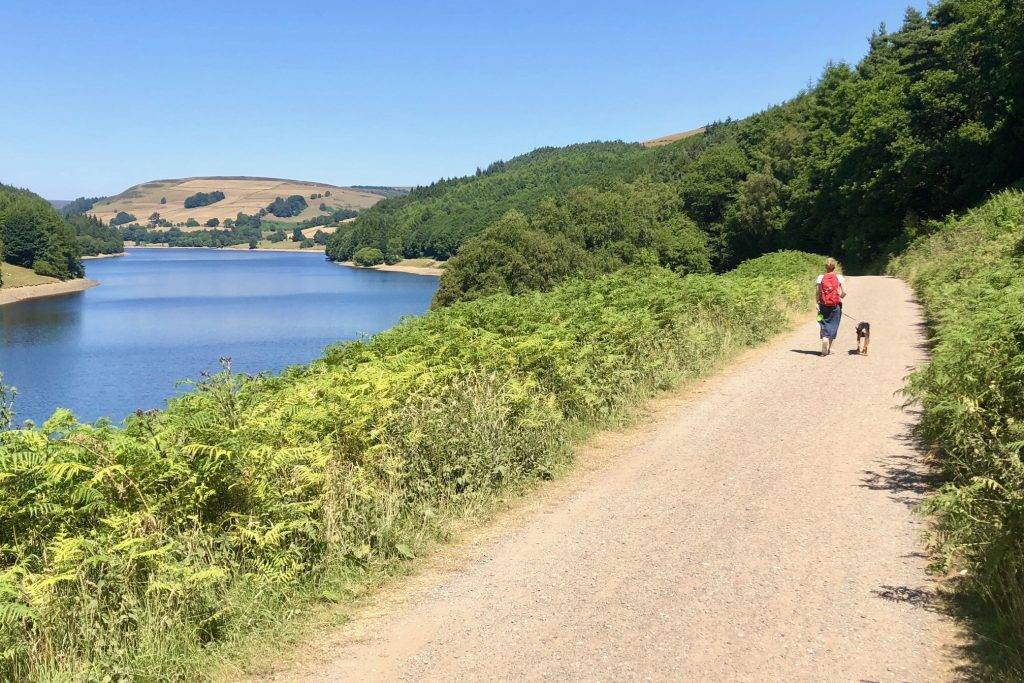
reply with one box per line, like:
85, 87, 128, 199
205, 218, 219, 228
185, 218, 200, 228
110, 211, 137, 226
0, 251, 820, 679
889, 189, 1024, 652
352, 246, 384, 266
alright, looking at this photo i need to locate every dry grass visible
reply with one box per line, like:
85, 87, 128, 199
90, 177, 384, 230
642, 127, 707, 148
300, 226, 337, 239
0, 262, 59, 288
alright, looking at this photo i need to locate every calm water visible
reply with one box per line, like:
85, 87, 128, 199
0, 248, 438, 425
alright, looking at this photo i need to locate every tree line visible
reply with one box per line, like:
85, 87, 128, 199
0, 184, 84, 282
328, 0, 1024, 306
121, 211, 264, 248
66, 213, 124, 256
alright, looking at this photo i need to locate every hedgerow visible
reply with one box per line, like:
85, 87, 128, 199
0, 251, 821, 679
889, 189, 1024, 657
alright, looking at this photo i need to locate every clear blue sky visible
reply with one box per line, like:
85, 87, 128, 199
1, 0, 924, 199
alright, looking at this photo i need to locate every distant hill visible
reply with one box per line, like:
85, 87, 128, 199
88, 177, 385, 228
47, 199, 72, 211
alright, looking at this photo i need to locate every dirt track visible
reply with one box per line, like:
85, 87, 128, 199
272, 276, 964, 681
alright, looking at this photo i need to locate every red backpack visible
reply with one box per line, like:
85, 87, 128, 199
820, 272, 842, 307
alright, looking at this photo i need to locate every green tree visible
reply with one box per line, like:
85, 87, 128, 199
110, 211, 137, 226
0, 184, 84, 279
352, 246, 385, 266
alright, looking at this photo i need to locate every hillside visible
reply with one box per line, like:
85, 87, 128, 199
88, 177, 385, 228
328, 0, 1023, 308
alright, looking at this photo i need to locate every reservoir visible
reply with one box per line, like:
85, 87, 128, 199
0, 248, 438, 425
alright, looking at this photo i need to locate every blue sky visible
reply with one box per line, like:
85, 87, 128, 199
1, 0, 925, 199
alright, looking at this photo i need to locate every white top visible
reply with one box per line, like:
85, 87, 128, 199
816, 274, 845, 285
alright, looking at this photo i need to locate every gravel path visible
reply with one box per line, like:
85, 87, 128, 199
277, 276, 964, 681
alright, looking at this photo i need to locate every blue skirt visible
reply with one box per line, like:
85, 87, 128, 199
819, 304, 842, 340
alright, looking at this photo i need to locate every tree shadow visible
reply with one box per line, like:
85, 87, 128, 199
862, 424, 1023, 679
858, 428, 941, 509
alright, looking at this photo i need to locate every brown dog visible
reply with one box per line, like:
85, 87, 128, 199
856, 322, 871, 355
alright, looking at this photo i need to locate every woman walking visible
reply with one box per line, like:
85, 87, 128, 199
816, 257, 846, 356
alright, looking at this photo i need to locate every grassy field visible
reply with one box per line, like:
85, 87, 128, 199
642, 126, 706, 147
300, 225, 338, 239
0, 262, 59, 288
395, 257, 443, 268
89, 177, 384, 228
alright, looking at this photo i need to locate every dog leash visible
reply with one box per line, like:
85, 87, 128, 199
841, 310, 865, 325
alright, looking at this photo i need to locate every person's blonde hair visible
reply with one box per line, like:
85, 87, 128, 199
825, 257, 837, 272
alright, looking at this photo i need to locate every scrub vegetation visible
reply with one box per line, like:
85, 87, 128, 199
0, 251, 821, 680
890, 189, 1024, 669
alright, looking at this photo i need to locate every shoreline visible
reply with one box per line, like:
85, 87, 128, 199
82, 252, 126, 260
126, 245, 328, 255
336, 260, 443, 277
0, 278, 99, 307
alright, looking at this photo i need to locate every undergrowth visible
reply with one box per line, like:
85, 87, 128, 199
889, 189, 1024, 672
0, 251, 822, 680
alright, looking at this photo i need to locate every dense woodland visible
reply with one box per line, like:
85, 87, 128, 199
183, 190, 225, 209
0, 184, 84, 282
329, 0, 1024, 305
66, 213, 124, 256
59, 196, 106, 216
